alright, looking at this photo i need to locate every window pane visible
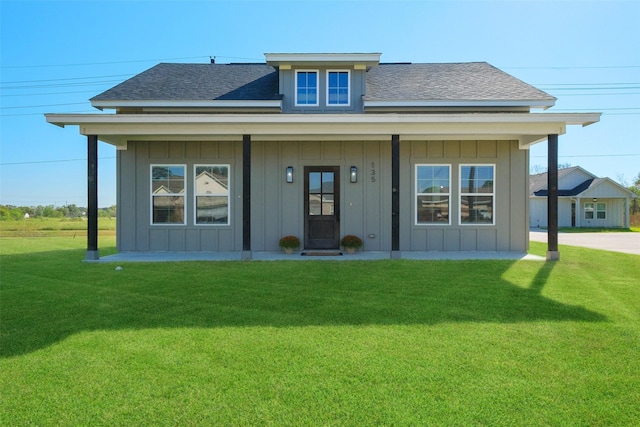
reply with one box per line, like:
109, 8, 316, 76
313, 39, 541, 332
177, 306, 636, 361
417, 196, 449, 223
196, 196, 228, 224
307, 88, 317, 104
297, 89, 306, 104
328, 88, 338, 104
309, 194, 321, 215
338, 88, 348, 104
597, 211, 606, 219
460, 196, 493, 223
307, 72, 317, 86
338, 72, 348, 86
322, 194, 334, 215
309, 173, 321, 193
322, 172, 334, 193
195, 166, 228, 195
461, 166, 493, 193
153, 196, 184, 223
417, 166, 449, 194
152, 166, 184, 194
328, 72, 337, 86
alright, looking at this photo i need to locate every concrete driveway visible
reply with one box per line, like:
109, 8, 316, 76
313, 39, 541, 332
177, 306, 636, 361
530, 229, 640, 256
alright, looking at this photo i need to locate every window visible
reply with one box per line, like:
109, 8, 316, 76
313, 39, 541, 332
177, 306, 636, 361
460, 165, 494, 225
308, 171, 335, 215
295, 70, 318, 106
585, 202, 606, 220
327, 70, 350, 106
151, 165, 185, 224
416, 165, 450, 224
194, 165, 230, 225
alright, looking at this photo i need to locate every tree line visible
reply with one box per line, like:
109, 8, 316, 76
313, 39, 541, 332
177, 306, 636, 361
0, 204, 117, 221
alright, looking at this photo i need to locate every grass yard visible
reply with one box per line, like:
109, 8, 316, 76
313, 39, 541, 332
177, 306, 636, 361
1, 237, 639, 425
0, 217, 116, 237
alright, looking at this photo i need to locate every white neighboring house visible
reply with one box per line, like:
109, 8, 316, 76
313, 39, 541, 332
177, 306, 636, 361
530, 166, 637, 229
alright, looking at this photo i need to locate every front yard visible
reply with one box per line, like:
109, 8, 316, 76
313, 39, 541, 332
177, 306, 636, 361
1, 236, 638, 425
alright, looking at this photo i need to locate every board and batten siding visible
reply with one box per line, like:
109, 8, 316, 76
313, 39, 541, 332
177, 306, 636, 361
403, 140, 529, 252
117, 139, 529, 252
250, 140, 392, 251
116, 140, 243, 252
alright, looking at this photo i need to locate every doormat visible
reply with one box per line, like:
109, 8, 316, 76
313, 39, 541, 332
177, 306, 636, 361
301, 251, 343, 256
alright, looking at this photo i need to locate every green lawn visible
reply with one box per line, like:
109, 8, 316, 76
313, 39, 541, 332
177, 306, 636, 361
0, 217, 116, 237
1, 237, 639, 425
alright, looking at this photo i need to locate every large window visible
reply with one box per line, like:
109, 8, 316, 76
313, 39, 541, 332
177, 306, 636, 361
460, 165, 495, 225
295, 70, 318, 106
151, 165, 185, 224
327, 70, 350, 106
585, 202, 606, 220
416, 165, 450, 225
194, 165, 230, 225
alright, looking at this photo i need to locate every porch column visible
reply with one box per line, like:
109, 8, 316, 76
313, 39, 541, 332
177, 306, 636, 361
624, 198, 630, 229
391, 134, 400, 258
242, 135, 252, 260
547, 134, 559, 260
86, 135, 99, 260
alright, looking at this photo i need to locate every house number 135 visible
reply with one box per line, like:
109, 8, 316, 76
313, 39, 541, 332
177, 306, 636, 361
370, 162, 376, 182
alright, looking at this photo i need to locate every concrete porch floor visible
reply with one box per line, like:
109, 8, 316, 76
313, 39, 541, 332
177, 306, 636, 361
92, 250, 545, 263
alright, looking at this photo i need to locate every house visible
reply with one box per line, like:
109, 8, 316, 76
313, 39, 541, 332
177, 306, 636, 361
530, 166, 636, 229
46, 53, 601, 260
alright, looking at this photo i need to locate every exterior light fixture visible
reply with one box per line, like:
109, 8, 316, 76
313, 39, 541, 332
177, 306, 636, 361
350, 166, 357, 183
286, 166, 294, 183
593, 197, 597, 203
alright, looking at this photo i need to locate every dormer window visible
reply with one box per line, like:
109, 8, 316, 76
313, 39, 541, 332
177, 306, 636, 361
295, 70, 318, 106
327, 70, 350, 106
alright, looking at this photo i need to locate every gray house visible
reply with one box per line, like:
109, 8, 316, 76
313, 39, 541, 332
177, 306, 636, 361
530, 166, 636, 229
47, 53, 600, 260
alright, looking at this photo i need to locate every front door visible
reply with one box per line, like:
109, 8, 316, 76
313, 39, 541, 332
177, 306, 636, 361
304, 166, 340, 249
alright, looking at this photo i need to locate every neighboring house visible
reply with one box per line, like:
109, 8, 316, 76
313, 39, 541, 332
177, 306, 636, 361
530, 166, 636, 229
47, 53, 600, 260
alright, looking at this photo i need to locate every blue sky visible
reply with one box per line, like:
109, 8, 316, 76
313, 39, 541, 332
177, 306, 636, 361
1, 0, 639, 207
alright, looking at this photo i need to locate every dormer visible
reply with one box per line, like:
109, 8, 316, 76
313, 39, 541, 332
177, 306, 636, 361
265, 53, 381, 113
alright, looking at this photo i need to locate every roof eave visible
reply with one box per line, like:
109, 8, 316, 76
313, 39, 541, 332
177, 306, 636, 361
363, 99, 556, 110
265, 52, 381, 68
91, 99, 283, 110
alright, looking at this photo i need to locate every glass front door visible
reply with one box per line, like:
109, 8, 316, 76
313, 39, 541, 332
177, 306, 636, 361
304, 166, 340, 249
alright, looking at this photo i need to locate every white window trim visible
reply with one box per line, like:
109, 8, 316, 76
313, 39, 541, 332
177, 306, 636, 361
415, 164, 451, 226
294, 69, 319, 107
597, 202, 607, 220
459, 164, 496, 226
150, 164, 187, 226
194, 164, 231, 226
326, 69, 351, 107
584, 202, 606, 220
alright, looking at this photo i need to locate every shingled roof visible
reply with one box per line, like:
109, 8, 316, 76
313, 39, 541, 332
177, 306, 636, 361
91, 60, 555, 107
364, 62, 554, 102
92, 63, 280, 101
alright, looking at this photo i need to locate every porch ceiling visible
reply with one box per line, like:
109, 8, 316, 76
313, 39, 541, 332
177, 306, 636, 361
46, 112, 600, 149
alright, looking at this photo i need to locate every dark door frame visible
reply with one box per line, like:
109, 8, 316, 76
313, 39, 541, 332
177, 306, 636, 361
304, 166, 340, 249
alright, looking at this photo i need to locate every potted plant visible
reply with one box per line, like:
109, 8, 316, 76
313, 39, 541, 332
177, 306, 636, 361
340, 234, 363, 254
279, 235, 300, 254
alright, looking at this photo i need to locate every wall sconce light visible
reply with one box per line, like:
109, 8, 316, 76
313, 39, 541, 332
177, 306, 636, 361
350, 166, 358, 183
593, 197, 597, 203
286, 166, 294, 183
